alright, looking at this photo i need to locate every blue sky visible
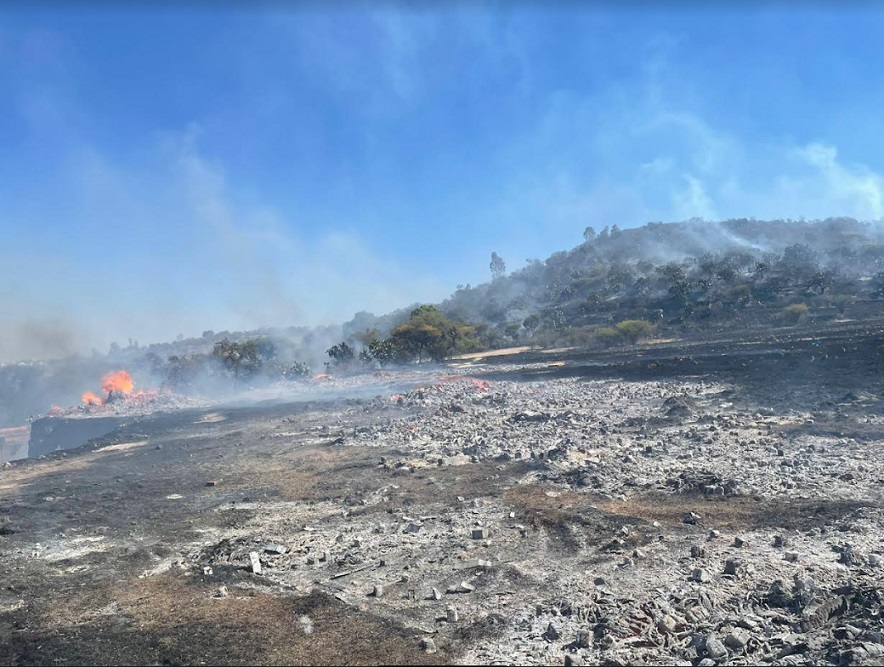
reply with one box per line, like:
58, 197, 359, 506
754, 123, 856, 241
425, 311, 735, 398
3, 2, 884, 361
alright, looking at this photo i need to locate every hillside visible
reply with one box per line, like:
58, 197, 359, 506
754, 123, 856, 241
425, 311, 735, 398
5, 216, 884, 429
422, 217, 884, 349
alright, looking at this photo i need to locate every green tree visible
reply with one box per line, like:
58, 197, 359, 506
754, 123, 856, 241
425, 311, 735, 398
523, 313, 541, 334
213, 338, 263, 379
253, 337, 278, 361
807, 269, 835, 295
326, 341, 355, 367
390, 305, 470, 362
352, 328, 381, 347
490, 252, 507, 280
368, 338, 405, 367
657, 262, 691, 302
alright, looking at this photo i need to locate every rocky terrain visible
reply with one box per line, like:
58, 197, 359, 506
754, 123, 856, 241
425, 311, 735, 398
0, 328, 883, 666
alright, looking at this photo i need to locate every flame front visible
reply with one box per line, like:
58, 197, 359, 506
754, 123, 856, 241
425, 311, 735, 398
82, 391, 104, 405
79, 370, 134, 406
101, 370, 134, 396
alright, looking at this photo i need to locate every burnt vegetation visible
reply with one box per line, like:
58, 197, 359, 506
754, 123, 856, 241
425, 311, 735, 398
330, 217, 884, 363
4, 216, 884, 427
323, 217, 884, 369
159, 337, 311, 391
438, 217, 884, 350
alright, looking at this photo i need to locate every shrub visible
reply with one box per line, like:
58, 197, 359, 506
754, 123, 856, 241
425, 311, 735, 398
616, 319, 656, 344
594, 327, 622, 348
783, 303, 809, 324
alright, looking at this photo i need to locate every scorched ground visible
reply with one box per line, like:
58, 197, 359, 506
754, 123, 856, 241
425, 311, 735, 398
1, 331, 883, 666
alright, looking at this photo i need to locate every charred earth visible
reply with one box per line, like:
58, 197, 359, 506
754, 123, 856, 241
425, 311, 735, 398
1, 325, 883, 666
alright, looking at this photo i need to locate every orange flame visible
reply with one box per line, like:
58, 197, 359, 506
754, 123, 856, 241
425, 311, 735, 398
82, 391, 104, 406
101, 370, 134, 396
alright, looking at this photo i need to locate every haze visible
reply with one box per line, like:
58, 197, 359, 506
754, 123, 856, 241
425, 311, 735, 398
3, 3, 884, 362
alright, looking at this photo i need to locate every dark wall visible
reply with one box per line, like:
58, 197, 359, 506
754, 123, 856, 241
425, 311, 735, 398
28, 416, 128, 458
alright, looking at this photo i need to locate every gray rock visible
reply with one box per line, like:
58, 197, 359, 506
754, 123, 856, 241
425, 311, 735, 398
471, 527, 490, 539
862, 642, 884, 660
737, 616, 761, 631
839, 547, 862, 566
683, 511, 701, 524
725, 627, 750, 651
420, 637, 437, 654
793, 574, 815, 593
372, 584, 385, 598
657, 615, 678, 634
835, 625, 862, 640
692, 568, 711, 583
543, 622, 559, 641
861, 630, 884, 645
564, 655, 585, 667
691, 544, 706, 558
704, 633, 728, 660
446, 581, 474, 594
724, 558, 741, 576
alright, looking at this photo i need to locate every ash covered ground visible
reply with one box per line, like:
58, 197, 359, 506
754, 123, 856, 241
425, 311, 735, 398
1, 327, 883, 666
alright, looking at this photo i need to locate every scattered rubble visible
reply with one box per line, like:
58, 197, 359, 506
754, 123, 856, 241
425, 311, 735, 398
3, 348, 884, 665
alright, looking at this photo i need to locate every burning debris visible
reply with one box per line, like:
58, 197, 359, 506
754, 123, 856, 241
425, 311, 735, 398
81, 390, 104, 406
80, 370, 138, 406
102, 369, 134, 396
45, 369, 203, 420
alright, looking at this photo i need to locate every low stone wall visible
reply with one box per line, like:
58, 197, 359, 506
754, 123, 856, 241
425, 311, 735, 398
28, 416, 127, 458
